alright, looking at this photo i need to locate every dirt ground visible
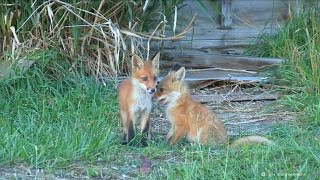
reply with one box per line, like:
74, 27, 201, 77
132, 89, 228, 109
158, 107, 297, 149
0, 82, 297, 179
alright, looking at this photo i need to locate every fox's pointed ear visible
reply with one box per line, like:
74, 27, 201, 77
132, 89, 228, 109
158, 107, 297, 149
173, 67, 186, 82
132, 54, 144, 70
152, 52, 160, 69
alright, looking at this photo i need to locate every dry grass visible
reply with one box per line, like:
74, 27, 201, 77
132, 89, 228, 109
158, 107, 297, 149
0, 0, 194, 81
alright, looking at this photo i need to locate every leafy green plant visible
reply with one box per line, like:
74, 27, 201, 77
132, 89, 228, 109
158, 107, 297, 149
246, 3, 320, 125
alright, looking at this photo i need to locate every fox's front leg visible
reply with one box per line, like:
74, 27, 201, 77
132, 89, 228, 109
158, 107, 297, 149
140, 110, 151, 146
169, 126, 186, 145
166, 126, 175, 142
120, 110, 135, 143
123, 110, 136, 144
120, 110, 128, 143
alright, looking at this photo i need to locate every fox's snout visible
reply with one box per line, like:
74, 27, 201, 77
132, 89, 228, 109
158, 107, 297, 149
153, 89, 166, 104
147, 87, 156, 94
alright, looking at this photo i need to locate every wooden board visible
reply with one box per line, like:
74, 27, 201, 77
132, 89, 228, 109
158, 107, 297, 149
160, 53, 283, 71
114, 67, 267, 89
0, 59, 34, 80
150, 0, 297, 66
157, 68, 268, 90
192, 93, 279, 103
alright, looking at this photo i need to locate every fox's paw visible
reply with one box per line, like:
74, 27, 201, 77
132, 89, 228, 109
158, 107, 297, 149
165, 134, 172, 142
121, 141, 129, 145
140, 139, 148, 147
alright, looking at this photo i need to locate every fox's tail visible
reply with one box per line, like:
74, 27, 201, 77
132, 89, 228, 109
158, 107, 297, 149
230, 135, 274, 147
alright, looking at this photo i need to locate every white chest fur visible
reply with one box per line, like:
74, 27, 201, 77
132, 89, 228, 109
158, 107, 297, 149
165, 92, 181, 124
132, 82, 152, 114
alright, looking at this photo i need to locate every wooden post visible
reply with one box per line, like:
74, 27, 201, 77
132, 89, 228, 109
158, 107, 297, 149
220, 0, 232, 29
294, 0, 302, 16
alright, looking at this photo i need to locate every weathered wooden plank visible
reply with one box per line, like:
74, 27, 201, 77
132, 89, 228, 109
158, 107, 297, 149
154, 26, 278, 55
166, 26, 275, 41
160, 53, 283, 71
162, 0, 297, 55
189, 80, 216, 89
151, 0, 297, 59
0, 59, 34, 80
155, 39, 253, 55
294, 0, 302, 16
221, 0, 232, 28
158, 68, 266, 86
0, 61, 11, 80
192, 93, 279, 103
230, 0, 290, 25
114, 67, 266, 88
177, 0, 290, 29
160, 39, 255, 48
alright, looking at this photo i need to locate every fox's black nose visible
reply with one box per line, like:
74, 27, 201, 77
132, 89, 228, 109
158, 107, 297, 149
151, 88, 156, 93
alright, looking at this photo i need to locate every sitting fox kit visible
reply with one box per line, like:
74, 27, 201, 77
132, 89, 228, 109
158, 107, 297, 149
154, 66, 227, 145
154, 65, 273, 146
118, 53, 160, 146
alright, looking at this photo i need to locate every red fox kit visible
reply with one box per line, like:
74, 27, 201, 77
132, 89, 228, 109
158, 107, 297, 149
154, 65, 273, 147
118, 53, 160, 146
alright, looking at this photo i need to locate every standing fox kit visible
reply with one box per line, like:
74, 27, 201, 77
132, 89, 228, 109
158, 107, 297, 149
154, 66, 273, 147
118, 53, 160, 146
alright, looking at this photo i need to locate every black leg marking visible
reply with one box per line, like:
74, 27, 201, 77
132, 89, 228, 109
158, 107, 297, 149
141, 119, 150, 134
140, 120, 150, 147
121, 131, 128, 145
127, 120, 135, 144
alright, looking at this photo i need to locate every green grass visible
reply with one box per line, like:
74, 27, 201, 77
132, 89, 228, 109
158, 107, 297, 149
0, 50, 319, 179
152, 5, 320, 177
0, 50, 119, 168
247, 5, 320, 125
1, 2, 320, 178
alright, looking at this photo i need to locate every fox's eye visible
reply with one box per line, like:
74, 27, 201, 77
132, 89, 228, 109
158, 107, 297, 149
160, 88, 164, 92
141, 77, 148, 81
154, 76, 157, 81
